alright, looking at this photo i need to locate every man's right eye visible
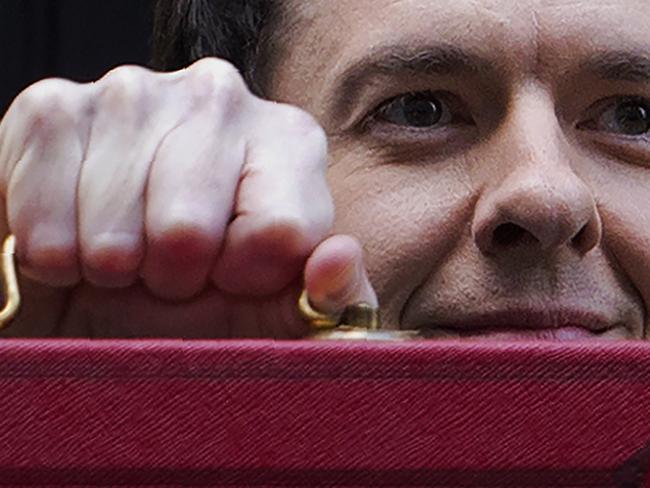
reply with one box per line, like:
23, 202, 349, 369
373, 91, 459, 129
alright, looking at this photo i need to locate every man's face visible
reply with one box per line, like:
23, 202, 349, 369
270, 0, 650, 339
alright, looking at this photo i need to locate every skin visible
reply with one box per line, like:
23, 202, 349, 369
269, 0, 650, 339
0, 0, 648, 339
0, 59, 374, 338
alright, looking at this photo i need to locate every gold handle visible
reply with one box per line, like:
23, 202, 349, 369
298, 289, 421, 341
0, 235, 20, 330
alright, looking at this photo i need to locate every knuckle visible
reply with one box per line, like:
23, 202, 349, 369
15, 79, 80, 135
82, 234, 142, 278
23, 242, 77, 272
278, 105, 328, 155
248, 213, 317, 258
189, 57, 240, 76
149, 221, 218, 263
185, 58, 247, 108
17, 78, 71, 112
14, 227, 79, 283
280, 104, 322, 132
99, 66, 148, 105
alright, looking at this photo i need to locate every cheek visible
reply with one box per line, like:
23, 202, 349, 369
590, 164, 650, 334
327, 147, 475, 323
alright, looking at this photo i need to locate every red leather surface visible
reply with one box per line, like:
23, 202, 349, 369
0, 339, 649, 487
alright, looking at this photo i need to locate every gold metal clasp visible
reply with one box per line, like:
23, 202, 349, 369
299, 289, 421, 341
0, 235, 20, 330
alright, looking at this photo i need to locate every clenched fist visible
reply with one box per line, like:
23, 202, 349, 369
0, 58, 376, 338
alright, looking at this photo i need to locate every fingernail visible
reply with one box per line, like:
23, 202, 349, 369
318, 260, 362, 311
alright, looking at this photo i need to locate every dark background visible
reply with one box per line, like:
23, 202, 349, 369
1, 0, 154, 115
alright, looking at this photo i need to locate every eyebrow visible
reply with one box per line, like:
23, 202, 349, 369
582, 51, 650, 83
330, 43, 493, 120
326, 45, 650, 127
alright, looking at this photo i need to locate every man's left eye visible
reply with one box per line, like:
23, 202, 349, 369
580, 97, 650, 136
375, 92, 451, 128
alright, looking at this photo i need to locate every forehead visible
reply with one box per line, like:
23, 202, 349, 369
292, 0, 649, 51
273, 0, 650, 100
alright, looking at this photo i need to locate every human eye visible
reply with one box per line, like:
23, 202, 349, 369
364, 90, 473, 135
578, 96, 650, 138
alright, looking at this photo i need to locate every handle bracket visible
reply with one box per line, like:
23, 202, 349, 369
0, 235, 20, 330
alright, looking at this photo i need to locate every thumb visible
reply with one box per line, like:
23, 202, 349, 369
304, 234, 377, 320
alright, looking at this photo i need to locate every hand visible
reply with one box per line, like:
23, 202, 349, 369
0, 58, 376, 338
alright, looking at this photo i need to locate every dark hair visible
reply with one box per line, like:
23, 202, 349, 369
152, 0, 279, 94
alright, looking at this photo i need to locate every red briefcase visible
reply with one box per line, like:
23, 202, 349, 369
0, 339, 649, 487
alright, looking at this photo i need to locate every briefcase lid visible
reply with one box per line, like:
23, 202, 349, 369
0, 339, 649, 487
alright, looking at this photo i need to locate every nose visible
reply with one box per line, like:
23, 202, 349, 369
472, 96, 601, 256
473, 172, 601, 255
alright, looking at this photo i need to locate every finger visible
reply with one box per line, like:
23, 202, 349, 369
3, 79, 91, 285
142, 62, 247, 300
77, 66, 171, 287
304, 234, 378, 316
212, 104, 333, 295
